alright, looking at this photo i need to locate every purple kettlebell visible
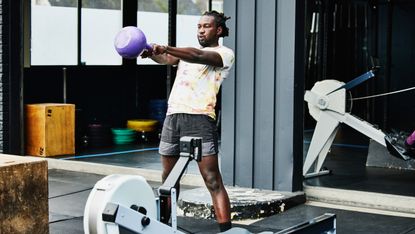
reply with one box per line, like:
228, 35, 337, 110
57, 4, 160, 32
114, 26, 153, 59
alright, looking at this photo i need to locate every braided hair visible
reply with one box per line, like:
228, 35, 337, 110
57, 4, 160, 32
202, 10, 231, 37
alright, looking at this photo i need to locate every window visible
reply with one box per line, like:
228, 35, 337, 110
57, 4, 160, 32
212, 0, 223, 12
136, 0, 169, 65
31, 0, 122, 66
31, 0, 78, 65
177, 0, 209, 48
81, 0, 122, 65
30, 0, 222, 66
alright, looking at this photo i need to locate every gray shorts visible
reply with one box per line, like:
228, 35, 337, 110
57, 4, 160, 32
159, 113, 218, 156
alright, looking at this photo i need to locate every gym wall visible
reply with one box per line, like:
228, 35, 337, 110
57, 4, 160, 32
221, 0, 304, 192
0, 0, 4, 152
1, 0, 24, 155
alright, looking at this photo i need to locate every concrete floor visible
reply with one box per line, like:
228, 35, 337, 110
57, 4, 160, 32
46, 125, 415, 233
48, 169, 415, 234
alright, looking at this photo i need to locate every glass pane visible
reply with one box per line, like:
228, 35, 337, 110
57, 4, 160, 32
31, 0, 78, 65
177, 0, 209, 48
81, 0, 122, 65
137, 0, 169, 65
212, 0, 223, 12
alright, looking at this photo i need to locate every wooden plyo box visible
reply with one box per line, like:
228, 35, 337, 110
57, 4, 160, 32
26, 103, 75, 157
0, 154, 48, 233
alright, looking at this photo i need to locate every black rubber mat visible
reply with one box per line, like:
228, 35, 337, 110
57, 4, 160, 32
253, 205, 415, 234
49, 169, 415, 234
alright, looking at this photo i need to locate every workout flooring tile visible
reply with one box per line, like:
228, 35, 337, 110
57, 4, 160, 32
49, 169, 415, 234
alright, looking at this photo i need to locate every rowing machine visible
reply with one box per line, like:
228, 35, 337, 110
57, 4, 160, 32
303, 70, 410, 179
84, 136, 202, 234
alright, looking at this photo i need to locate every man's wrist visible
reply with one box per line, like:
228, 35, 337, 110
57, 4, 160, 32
163, 45, 169, 54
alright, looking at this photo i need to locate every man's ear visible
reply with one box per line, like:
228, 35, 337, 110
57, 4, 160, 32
216, 26, 223, 37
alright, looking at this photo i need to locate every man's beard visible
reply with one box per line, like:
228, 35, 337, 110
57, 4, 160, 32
198, 39, 211, 47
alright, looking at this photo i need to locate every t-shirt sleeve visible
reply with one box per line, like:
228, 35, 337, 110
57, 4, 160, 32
216, 47, 235, 70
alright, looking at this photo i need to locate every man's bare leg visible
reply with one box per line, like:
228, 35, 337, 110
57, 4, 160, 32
197, 155, 231, 231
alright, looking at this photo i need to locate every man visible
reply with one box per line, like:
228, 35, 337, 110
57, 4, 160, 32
142, 10, 235, 232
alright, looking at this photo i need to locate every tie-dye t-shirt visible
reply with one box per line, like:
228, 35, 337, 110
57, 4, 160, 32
167, 46, 235, 120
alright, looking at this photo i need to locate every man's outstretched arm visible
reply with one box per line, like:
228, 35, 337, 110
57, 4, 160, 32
149, 44, 224, 67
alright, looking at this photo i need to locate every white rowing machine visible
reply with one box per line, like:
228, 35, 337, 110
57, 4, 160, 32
84, 136, 202, 234
303, 70, 410, 179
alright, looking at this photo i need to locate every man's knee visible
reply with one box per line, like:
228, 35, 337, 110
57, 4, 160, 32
204, 172, 222, 193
